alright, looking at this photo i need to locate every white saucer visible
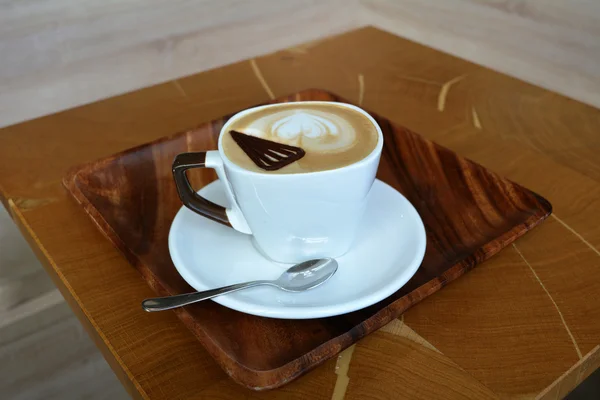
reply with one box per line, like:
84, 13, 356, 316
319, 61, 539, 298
169, 179, 426, 319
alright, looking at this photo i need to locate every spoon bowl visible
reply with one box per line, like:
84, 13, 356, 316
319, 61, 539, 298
275, 258, 338, 292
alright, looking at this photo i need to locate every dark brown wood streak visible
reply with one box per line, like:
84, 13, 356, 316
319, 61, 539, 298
63, 89, 552, 390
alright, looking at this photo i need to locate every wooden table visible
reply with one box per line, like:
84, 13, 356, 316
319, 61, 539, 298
1, 27, 599, 400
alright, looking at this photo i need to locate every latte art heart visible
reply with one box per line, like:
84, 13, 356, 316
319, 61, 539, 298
237, 109, 357, 153
271, 112, 339, 139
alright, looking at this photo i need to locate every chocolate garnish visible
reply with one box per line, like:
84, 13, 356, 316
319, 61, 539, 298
229, 130, 306, 171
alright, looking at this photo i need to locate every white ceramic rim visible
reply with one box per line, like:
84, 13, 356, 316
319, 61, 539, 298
217, 101, 384, 178
168, 180, 427, 319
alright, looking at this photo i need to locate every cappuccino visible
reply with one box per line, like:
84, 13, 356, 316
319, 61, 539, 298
222, 103, 378, 173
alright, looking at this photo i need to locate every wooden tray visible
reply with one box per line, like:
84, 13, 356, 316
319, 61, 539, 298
63, 89, 552, 390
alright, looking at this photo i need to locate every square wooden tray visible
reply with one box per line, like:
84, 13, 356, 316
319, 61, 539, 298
63, 89, 552, 390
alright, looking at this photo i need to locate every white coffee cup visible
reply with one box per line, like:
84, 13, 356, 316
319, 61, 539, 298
173, 101, 383, 263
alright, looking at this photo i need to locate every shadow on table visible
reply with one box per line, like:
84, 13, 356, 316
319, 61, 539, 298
568, 368, 600, 399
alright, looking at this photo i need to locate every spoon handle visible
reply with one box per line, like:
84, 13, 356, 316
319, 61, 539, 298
142, 280, 270, 312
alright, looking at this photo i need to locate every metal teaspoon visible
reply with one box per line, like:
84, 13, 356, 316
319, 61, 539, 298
142, 258, 338, 312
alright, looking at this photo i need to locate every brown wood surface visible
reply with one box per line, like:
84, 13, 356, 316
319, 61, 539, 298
0, 27, 599, 399
62, 89, 551, 389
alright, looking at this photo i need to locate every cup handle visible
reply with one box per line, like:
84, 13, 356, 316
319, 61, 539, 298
172, 151, 251, 234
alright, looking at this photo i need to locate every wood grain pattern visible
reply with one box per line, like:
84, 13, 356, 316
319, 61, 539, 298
361, 0, 600, 110
1, 28, 599, 399
344, 331, 498, 400
3, 0, 600, 131
62, 89, 551, 389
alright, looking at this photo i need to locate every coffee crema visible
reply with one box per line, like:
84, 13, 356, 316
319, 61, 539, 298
222, 103, 379, 173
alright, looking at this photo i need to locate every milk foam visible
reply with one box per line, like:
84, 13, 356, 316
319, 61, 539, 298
223, 103, 379, 174
241, 109, 356, 153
